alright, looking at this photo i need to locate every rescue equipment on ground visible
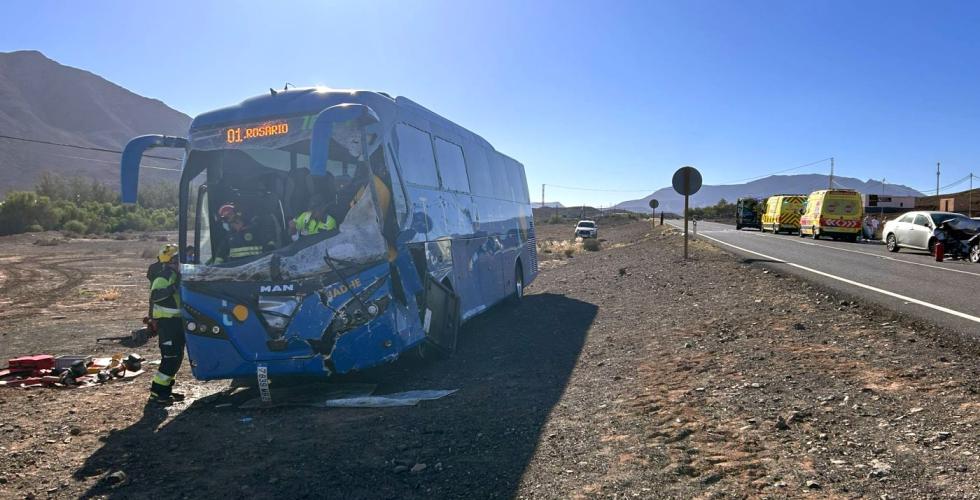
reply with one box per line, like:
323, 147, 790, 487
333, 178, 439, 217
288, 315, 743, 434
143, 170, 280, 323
0, 353, 147, 388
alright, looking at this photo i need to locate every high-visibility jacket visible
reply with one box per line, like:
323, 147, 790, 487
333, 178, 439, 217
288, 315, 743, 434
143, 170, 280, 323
293, 211, 337, 236
150, 266, 181, 319
227, 228, 266, 259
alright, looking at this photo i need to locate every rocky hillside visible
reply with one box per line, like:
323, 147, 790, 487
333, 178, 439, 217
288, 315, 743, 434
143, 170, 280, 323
0, 50, 190, 195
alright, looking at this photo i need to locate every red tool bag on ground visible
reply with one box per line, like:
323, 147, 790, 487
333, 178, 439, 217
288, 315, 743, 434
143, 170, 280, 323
6, 355, 55, 371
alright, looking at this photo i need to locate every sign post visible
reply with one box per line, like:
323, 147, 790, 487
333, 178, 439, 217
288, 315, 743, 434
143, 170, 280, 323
672, 166, 702, 260
648, 199, 659, 223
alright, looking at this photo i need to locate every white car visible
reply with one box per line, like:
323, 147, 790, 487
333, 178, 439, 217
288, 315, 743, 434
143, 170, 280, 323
574, 220, 598, 238
883, 211, 968, 253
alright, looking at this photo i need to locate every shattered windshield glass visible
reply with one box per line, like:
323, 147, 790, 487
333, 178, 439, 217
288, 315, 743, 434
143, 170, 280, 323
180, 128, 392, 282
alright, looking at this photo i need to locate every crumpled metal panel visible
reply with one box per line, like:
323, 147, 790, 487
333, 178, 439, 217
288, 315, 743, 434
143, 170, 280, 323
279, 191, 388, 279
181, 190, 387, 282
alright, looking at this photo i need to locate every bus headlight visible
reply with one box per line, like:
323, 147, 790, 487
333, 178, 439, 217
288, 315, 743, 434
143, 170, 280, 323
258, 296, 299, 335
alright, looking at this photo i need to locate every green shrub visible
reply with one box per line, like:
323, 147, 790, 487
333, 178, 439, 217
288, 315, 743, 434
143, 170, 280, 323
63, 220, 87, 235
1, 173, 181, 237
547, 214, 563, 224
583, 239, 601, 251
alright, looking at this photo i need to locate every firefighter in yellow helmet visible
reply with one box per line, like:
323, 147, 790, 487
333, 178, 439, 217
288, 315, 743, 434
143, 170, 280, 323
148, 243, 185, 404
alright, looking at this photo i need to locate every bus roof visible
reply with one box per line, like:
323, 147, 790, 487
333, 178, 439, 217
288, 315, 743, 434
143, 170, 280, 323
188, 87, 505, 158
189, 87, 395, 132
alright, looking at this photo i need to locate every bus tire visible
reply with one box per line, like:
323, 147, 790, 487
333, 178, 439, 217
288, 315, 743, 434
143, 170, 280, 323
508, 262, 524, 305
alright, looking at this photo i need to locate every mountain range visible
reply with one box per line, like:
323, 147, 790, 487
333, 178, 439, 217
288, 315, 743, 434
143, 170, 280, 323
0, 50, 190, 195
615, 174, 924, 213
0, 51, 929, 214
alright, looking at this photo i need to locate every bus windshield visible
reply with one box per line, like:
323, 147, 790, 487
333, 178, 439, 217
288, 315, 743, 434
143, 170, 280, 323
180, 130, 394, 282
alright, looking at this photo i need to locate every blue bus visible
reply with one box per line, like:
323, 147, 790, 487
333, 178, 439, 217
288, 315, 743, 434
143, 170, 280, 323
120, 87, 537, 380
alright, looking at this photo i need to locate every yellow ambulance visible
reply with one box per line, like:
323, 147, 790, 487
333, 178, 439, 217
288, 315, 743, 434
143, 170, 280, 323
798, 189, 864, 242
761, 194, 806, 234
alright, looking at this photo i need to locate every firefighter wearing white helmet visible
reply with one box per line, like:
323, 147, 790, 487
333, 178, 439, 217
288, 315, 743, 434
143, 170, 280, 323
148, 243, 185, 404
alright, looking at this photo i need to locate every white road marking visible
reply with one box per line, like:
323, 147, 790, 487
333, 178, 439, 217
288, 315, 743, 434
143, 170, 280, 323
781, 235, 980, 278
675, 221, 980, 278
691, 230, 980, 325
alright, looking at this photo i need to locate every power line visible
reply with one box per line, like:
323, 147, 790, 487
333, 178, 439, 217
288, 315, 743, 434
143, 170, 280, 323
40, 151, 182, 172
910, 173, 971, 195
0, 133, 183, 162
544, 183, 658, 193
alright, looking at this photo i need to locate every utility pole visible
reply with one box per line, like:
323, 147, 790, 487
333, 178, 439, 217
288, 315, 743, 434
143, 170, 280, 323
936, 162, 941, 197
970, 173, 974, 218
828, 157, 835, 190
880, 177, 885, 218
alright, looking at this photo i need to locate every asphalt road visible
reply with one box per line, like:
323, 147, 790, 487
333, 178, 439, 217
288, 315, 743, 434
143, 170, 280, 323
668, 219, 980, 337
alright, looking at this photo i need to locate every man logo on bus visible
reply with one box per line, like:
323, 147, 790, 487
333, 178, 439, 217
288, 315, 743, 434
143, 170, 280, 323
260, 284, 295, 293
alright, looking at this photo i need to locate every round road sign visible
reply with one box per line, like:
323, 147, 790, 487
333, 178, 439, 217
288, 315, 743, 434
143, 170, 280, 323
648, 199, 659, 209
672, 166, 702, 196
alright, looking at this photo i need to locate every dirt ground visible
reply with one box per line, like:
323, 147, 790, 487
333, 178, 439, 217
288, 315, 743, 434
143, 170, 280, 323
1, 220, 978, 499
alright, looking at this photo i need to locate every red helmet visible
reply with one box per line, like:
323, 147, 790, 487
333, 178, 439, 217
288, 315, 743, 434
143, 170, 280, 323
218, 204, 237, 220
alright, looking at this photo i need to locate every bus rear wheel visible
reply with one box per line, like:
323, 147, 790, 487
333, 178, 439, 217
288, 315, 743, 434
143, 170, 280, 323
508, 263, 524, 305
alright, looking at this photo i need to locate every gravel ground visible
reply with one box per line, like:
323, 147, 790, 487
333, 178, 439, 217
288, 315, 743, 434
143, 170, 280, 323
0, 220, 978, 499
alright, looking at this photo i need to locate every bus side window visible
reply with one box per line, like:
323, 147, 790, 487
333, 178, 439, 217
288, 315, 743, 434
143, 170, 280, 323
490, 154, 511, 200
433, 138, 470, 193
395, 123, 439, 188
464, 147, 494, 197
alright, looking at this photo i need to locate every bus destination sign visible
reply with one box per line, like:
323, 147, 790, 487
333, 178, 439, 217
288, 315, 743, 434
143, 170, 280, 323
225, 121, 289, 144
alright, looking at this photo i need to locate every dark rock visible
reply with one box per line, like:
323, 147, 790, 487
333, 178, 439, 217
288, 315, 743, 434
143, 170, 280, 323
774, 416, 789, 430
106, 470, 128, 487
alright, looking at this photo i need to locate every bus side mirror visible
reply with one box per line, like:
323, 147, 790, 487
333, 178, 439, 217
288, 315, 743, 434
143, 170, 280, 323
120, 135, 187, 204
309, 104, 380, 177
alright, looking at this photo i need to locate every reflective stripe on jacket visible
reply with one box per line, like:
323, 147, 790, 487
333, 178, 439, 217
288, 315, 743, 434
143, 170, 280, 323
229, 245, 263, 258
150, 266, 181, 319
293, 211, 337, 236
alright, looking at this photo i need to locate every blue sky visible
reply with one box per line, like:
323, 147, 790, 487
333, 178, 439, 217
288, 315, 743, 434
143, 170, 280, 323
3, 0, 980, 206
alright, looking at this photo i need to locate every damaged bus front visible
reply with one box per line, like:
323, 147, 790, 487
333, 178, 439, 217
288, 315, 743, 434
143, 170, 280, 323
121, 89, 537, 380
123, 100, 428, 379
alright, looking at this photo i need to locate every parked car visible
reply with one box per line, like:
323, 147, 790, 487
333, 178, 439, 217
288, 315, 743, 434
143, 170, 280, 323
882, 211, 968, 254
735, 197, 762, 230
575, 220, 598, 238
935, 217, 980, 262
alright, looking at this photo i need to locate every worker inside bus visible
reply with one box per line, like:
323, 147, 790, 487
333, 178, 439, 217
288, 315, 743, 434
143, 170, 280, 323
213, 202, 280, 262
289, 194, 337, 239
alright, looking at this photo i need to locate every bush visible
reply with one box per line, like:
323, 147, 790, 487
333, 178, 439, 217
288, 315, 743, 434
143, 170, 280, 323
0, 172, 179, 237
583, 239, 601, 251
547, 214, 563, 224
62, 220, 87, 235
